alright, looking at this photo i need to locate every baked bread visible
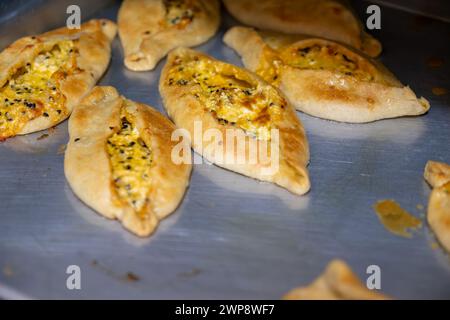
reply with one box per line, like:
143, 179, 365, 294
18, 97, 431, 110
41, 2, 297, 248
159, 47, 310, 195
224, 27, 430, 123
0, 19, 116, 140
283, 259, 389, 300
222, 0, 381, 57
424, 161, 450, 252
118, 0, 220, 71
65, 86, 192, 237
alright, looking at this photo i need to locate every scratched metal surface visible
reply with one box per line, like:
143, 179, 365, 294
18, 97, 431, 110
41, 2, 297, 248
0, 0, 449, 299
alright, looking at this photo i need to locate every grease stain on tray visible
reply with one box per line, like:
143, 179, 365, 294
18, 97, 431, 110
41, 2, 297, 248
373, 200, 422, 238
126, 272, 140, 282
57, 144, 66, 155
91, 259, 141, 283
36, 133, 49, 141
178, 268, 202, 278
2, 265, 14, 277
427, 57, 444, 68
430, 241, 439, 250
432, 87, 447, 96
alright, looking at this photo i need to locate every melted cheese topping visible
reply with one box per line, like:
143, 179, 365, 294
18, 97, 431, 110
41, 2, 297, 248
443, 181, 450, 194
0, 40, 75, 139
107, 109, 153, 214
167, 56, 284, 140
164, 0, 195, 28
257, 44, 375, 85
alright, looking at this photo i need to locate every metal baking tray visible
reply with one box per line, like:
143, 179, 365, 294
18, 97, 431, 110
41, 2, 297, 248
0, 0, 449, 299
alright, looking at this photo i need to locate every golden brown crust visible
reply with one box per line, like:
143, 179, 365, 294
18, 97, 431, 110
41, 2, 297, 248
0, 19, 116, 137
64, 86, 192, 237
424, 161, 450, 188
159, 47, 310, 195
283, 260, 390, 300
224, 27, 430, 123
424, 161, 450, 252
118, 0, 220, 71
222, 0, 381, 57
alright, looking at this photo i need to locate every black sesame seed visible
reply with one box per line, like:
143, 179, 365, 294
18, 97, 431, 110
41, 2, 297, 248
176, 79, 188, 86
343, 54, 353, 63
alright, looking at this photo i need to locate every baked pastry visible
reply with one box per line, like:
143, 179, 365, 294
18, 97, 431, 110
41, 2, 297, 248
0, 19, 116, 140
283, 259, 389, 300
424, 161, 450, 252
159, 47, 310, 195
118, 0, 220, 71
222, 0, 381, 57
224, 27, 430, 123
65, 86, 192, 237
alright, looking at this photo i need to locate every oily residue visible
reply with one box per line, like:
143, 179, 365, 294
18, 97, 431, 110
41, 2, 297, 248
2, 265, 13, 277
37, 133, 49, 140
427, 57, 444, 68
57, 144, 66, 155
373, 200, 422, 238
178, 268, 202, 278
432, 87, 447, 96
91, 259, 141, 283
126, 272, 140, 282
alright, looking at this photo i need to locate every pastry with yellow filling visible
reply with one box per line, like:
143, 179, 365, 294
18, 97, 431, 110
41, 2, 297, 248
0, 19, 116, 140
118, 0, 220, 71
222, 0, 381, 57
224, 27, 430, 123
159, 47, 310, 195
65, 86, 192, 237
424, 161, 450, 252
283, 260, 389, 300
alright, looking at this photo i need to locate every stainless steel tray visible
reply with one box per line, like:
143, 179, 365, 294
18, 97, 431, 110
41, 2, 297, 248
0, 0, 449, 299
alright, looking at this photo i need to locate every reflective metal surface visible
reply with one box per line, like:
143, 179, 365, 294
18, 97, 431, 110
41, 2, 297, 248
0, 0, 449, 299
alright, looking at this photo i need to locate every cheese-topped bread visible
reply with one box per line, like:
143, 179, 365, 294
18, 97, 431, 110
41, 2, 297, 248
284, 260, 389, 300
222, 0, 381, 57
159, 47, 310, 195
118, 0, 220, 71
224, 27, 430, 123
424, 161, 450, 252
65, 86, 192, 237
0, 19, 116, 140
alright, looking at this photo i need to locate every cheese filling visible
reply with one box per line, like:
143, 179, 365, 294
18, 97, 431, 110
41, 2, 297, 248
164, 0, 195, 27
167, 57, 284, 140
0, 40, 75, 139
106, 108, 153, 214
258, 44, 375, 85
